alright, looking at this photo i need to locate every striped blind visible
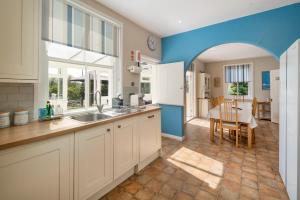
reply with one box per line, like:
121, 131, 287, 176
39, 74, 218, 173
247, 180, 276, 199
225, 64, 251, 83
42, 0, 119, 57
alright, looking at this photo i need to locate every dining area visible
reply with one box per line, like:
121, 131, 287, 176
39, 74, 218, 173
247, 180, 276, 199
208, 96, 258, 148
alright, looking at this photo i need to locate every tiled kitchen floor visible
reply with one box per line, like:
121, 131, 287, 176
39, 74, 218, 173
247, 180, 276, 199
101, 118, 289, 200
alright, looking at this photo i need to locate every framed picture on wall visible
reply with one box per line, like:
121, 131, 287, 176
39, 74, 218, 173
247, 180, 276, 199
214, 77, 220, 87
262, 71, 270, 90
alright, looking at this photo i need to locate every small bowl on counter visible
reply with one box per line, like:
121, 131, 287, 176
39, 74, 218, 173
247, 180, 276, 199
14, 110, 29, 126
0, 112, 10, 128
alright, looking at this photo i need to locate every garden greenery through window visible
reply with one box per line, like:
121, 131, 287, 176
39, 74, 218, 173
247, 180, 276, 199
224, 63, 253, 99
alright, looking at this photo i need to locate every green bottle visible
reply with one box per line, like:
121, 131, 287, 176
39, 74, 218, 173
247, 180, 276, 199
46, 101, 51, 118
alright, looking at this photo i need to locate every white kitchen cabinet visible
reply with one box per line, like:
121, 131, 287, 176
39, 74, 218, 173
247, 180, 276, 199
0, 0, 39, 82
138, 111, 161, 163
198, 98, 210, 118
74, 124, 113, 200
114, 117, 138, 179
197, 73, 211, 98
0, 134, 74, 200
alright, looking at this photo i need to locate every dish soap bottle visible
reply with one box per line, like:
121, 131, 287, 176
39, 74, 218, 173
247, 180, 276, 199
46, 101, 53, 118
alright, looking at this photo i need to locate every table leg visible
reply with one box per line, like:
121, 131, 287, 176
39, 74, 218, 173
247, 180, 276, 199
210, 118, 215, 142
248, 125, 253, 148
258, 104, 260, 120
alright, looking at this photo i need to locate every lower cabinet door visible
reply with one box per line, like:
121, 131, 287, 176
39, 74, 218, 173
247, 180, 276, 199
114, 118, 138, 179
74, 124, 113, 200
0, 134, 74, 200
138, 111, 161, 162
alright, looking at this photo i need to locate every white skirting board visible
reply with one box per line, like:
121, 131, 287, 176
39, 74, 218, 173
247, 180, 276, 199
161, 133, 185, 141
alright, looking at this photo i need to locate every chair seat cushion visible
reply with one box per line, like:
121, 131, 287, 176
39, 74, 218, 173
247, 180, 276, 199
221, 121, 241, 129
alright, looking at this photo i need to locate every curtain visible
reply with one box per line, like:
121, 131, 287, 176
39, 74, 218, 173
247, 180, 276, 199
42, 0, 119, 57
225, 64, 251, 83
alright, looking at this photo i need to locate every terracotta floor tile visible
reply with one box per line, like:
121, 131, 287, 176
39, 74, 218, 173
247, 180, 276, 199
134, 188, 155, 200
159, 184, 177, 199
259, 184, 281, 199
242, 172, 258, 182
174, 192, 193, 200
136, 174, 152, 185
124, 182, 143, 194
181, 183, 198, 196
107, 190, 133, 200
218, 187, 239, 200
166, 178, 183, 190
221, 179, 241, 193
240, 185, 259, 199
242, 177, 258, 190
195, 190, 216, 200
152, 194, 169, 200
163, 166, 176, 175
224, 172, 241, 184
155, 172, 171, 183
145, 179, 162, 193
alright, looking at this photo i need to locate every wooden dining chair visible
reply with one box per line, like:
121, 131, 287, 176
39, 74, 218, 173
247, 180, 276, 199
210, 97, 219, 108
252, 97, 257, 116
218, 96, 224, 104
219, 99, 241, 147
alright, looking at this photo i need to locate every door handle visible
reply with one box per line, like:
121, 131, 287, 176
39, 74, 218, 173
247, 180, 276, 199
147, 115, 155, 119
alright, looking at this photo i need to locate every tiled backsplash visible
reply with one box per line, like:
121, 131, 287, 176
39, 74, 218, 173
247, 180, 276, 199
0, 83, 34, 121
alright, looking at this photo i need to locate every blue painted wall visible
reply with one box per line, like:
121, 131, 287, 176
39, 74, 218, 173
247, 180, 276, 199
161, 3, 300, 137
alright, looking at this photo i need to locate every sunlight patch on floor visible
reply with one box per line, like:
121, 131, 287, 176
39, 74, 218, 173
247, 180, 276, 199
167, 146, 223, 189
187, 118, 210, 128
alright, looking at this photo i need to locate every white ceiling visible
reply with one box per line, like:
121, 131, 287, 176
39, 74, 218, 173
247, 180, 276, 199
197, 43, 271, 63
96, 0, 300, 36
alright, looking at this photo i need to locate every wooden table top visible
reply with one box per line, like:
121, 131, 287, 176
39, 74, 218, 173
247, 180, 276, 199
0, 106, 160, 150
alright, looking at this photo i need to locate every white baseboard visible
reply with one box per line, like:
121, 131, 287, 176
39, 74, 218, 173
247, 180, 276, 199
161, 133, 185, 141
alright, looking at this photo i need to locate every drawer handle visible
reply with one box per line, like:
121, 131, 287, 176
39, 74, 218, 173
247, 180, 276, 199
147, 115, 155, 119
118, 125, 121, 128
107, 128, 111, 132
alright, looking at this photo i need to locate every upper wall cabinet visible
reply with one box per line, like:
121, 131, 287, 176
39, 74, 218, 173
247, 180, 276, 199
0, 0, 39, 82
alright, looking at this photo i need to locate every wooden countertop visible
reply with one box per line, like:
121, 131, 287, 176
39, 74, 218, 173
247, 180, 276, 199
0, 106, 160, 150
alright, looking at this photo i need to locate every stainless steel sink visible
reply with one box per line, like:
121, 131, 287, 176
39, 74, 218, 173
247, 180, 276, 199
70, 113, 111, 122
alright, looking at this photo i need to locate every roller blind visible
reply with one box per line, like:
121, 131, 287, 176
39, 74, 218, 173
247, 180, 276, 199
225, 64, 251, 83
42, 0, 119, 57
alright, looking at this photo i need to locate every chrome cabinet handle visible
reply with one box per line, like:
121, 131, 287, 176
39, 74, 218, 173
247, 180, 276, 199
147, 115, 155, 119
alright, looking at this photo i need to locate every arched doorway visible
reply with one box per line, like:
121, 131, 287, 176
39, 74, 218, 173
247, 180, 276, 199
184, 43, 279, 123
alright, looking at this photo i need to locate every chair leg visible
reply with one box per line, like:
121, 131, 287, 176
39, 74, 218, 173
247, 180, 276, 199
252, 129, 255, 144
236, 130, 239, 148
220, 128, 223, 144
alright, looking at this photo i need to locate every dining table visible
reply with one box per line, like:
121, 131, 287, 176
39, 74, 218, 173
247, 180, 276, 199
207, 101, 257, 148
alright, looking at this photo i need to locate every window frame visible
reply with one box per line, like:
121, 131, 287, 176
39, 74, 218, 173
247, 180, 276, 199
223, 62, 254, 100
35, 0, 123, 118
139, 55, 160, 100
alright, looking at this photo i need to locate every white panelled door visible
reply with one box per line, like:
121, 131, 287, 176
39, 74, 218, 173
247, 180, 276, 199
270, 69, 280, 123
279, 52, 287, 186
152, 62, 184, 106
285, 40, 300, 200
